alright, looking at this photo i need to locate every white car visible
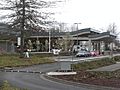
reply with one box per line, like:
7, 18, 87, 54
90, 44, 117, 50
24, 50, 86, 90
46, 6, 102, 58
52, 49, 61, 55
75, 51, 91, 57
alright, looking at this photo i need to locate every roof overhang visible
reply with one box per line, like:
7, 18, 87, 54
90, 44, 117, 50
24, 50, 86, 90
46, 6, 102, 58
89, 32, 116, 41
67, 37, 89, 41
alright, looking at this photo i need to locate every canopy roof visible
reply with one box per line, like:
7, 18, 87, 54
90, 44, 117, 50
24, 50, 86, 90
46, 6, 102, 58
0, 22, 116, 41
30, 28, 116, 41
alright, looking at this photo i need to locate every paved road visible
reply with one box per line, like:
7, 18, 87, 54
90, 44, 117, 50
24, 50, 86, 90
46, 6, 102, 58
0, 63, 92, 90
0, 72, 92, 90
55, 54, 120, 62
1, 54, 120, 90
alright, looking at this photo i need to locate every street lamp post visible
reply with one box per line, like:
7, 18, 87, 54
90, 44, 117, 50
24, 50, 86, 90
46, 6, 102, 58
48, 29, 51, 52
74, 23, 81, 50
70, 23, 81, 71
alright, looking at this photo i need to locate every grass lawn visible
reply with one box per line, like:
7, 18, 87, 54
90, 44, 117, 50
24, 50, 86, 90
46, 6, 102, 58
0, 54, 55, 68
0, 80, 27, 90
72, 57, 116, 71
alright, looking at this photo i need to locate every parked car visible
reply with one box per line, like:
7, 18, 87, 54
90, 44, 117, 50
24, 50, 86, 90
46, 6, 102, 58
90, 51, 99, 56
52, 49, 61, 55
72, 45, 87, 53
84, 51, 91, 57
75, 51, 91, 57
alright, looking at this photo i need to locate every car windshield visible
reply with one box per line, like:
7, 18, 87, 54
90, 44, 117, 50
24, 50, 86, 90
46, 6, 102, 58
78, 50, 88, 52
78, 51, 85, 53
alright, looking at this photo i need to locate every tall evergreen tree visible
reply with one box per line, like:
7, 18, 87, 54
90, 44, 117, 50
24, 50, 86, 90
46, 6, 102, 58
0, 0, 61, 31
0, 0, 62, 57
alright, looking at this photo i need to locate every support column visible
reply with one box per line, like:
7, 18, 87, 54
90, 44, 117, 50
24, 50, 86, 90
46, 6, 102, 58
88, 39, 91, 51
100, 41, 105, 55
45, 39, 48, 52
65, 38, 68, 52
110, 42, 113, 57
98, 42, 100, 55
6, 40, 8, 52
11, 41, 15, 53
104, 41, 110, 55
92, 42, 95, 51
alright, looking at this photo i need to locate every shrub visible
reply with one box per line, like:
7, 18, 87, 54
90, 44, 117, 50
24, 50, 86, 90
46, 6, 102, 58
113, 56, 120, 62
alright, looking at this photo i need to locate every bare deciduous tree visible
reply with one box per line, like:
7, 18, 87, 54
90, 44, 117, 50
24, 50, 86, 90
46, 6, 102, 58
107, 22, 117, 34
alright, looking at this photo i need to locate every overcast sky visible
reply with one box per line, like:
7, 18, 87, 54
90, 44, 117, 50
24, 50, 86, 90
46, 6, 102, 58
54, 0, 120, 36
0, 0, 120, 38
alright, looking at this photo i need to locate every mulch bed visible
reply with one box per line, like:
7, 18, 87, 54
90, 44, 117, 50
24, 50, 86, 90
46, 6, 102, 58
53, 71, 120, 88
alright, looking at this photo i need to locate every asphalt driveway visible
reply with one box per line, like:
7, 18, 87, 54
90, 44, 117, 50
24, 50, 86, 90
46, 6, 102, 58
0, 62, 92, 90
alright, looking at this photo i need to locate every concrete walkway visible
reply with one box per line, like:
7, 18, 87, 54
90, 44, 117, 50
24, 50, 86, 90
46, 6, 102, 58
88, 63, 120, 71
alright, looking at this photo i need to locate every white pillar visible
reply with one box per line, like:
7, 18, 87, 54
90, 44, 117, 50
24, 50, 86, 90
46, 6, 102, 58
88, 39, 91, 51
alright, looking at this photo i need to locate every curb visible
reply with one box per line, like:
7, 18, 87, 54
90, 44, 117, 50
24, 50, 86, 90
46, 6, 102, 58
47, 72, 77, 75
44, 75, 119, 90
0, 69, 42, 74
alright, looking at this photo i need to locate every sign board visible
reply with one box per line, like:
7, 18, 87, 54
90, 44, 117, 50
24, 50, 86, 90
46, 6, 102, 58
17, 37, 21, 46
60, 62, 71, 70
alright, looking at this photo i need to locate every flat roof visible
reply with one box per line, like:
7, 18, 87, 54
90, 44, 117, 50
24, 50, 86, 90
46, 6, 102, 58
30, 28, 100, 37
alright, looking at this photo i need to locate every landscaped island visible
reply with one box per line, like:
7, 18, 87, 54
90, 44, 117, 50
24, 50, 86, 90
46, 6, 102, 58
53, 56, 120, 88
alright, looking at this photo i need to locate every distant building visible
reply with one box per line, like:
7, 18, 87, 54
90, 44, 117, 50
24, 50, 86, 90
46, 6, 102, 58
0, 23, 17, 53
26, 28, 116, 55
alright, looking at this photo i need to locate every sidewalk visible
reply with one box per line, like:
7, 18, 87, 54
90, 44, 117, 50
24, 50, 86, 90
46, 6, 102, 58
88, 63, 120, 71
